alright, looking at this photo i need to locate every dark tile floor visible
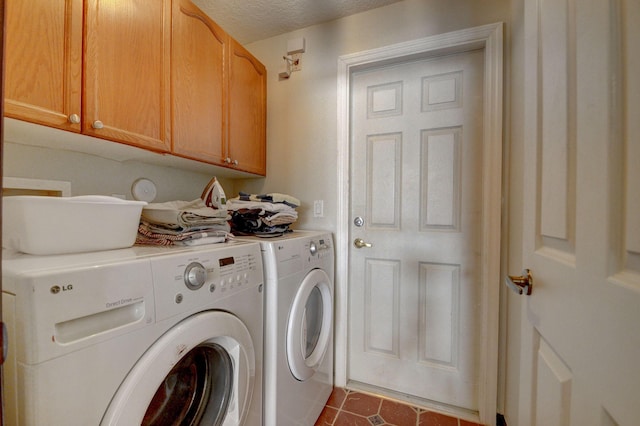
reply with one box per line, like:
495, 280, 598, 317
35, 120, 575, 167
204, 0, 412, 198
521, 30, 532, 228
314, 388, 484, 426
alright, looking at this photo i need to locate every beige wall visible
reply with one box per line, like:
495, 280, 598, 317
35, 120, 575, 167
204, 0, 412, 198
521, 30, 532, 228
240, 0, 510, 231
3, 141, 221, 202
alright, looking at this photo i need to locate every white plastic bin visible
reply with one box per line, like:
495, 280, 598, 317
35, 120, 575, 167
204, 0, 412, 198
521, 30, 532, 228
2, 195, 147, 255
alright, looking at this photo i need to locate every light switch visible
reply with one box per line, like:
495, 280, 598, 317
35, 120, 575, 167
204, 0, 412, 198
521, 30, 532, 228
313, 200, 324, 217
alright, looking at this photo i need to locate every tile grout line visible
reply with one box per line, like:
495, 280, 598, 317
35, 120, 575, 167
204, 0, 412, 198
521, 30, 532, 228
323, 389, 480, 426
337, 389, 350, 425
331, 388, 349, 426
372, 394, 383, 425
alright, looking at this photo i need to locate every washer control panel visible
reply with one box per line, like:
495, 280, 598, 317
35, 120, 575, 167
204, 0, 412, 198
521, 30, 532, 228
150, 242, 263, 322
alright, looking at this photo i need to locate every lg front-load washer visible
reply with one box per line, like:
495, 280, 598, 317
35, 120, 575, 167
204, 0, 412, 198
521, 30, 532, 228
238, 231, 335, 426
2, 241, 264, 425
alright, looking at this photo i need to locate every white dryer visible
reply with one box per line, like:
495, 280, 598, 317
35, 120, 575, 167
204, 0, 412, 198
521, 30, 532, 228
239, 231, 334, 426
2, 242, 264, 425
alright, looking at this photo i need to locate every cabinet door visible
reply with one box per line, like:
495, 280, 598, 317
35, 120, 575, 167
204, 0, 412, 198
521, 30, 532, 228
171, 0, 227, 165
228, 39, 267, 176
5, 0, 82, 131
84, 0, 171, 152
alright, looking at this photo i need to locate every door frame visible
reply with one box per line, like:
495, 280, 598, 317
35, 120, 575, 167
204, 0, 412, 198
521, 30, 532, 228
335, 22, 503, 425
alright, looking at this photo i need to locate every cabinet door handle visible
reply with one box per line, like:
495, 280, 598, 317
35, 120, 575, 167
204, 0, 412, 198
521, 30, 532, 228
92, 120, 104, 129
232, 159, 239, 166
68, 114, 80, 124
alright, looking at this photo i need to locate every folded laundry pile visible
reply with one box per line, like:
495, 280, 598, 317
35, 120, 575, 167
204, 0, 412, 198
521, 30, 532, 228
227, 192, 299, 236
136, 198, 231, 246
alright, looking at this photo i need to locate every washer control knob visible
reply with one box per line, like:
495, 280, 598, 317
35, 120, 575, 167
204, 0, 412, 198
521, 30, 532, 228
309, 241, 318, 256
184, 262, 206, 290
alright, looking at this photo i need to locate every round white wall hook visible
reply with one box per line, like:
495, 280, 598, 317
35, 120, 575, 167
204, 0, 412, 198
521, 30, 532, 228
131, 178, 157, 202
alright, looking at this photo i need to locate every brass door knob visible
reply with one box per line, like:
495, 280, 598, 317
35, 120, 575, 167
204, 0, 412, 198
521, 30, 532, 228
354, 238, 372, 249
505, 269, 533, 295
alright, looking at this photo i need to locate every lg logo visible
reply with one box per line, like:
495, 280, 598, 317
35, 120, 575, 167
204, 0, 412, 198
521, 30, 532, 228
50, 284, 73, 294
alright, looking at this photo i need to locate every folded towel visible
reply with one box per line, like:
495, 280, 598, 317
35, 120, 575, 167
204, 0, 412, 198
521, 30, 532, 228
238, 192, 300, 208
136, 220, 232, 246
226, 198, 296, 214
174, 236, 227, 246
142, 199, 229, 231
141, 220, 230, 235
262, 211, 298, 226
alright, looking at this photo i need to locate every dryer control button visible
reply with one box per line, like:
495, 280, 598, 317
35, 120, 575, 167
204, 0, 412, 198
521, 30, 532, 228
309, 241, 318, 255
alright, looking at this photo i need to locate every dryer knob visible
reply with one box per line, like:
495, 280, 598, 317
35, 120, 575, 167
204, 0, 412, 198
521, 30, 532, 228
184, 262, 207, 290
309, 241, 318, 256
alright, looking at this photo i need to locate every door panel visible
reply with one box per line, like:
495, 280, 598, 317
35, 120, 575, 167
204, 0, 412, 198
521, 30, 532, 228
349, 50, 485, 411
227, 39, 267, 175
83, 0, 171, 151
533, 337, 572, 426
5, 0, 82, 131
519, 0, 640, 424
171, 0, 227, 165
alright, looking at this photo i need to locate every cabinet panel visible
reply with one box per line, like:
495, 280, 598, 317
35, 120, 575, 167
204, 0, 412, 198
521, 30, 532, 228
83, 0, 171, 152
228, 39, 267, 176
5, 0, 266, 177
172, 0, 227, 165
5, 0, 82, 131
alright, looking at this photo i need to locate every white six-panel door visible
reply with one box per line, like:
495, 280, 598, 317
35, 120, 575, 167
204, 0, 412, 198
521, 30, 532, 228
336, 24, 503, 425
518, 0, 640, 425
348, 49, 485, 412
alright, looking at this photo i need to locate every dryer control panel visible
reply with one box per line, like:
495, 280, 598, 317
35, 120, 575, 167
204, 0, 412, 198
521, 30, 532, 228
262, 232, 334, 279
308, 237, 332, 259
150, 242, 263, 322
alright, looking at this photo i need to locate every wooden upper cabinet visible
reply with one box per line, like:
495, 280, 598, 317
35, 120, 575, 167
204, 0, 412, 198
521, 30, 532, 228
5, 0, 83, 131
171, 0, 227, 165
228, 38, 267, 176
83, 0, 171, 152
172, 2, 267, 175
5, 0, 266, 175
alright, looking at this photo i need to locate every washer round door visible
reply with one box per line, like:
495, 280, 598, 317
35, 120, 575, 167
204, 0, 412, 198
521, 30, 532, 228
286, 268, 333, 381
101, 311, 255, 426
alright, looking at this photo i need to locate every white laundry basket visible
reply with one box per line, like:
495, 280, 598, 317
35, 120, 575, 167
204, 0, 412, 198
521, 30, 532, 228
2, 195, 146, 255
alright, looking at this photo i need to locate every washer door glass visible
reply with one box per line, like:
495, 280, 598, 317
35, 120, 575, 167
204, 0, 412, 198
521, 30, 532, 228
101, 311, 255, 426
143, 343, 233, 426
286, 268, 333, 381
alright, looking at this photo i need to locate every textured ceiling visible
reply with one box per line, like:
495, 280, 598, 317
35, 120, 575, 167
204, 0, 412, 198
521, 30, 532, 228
191, 0, 405, 44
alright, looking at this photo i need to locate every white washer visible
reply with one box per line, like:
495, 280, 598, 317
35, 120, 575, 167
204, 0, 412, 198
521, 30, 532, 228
2, 242, 264, 425
238, 230, 334, 426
